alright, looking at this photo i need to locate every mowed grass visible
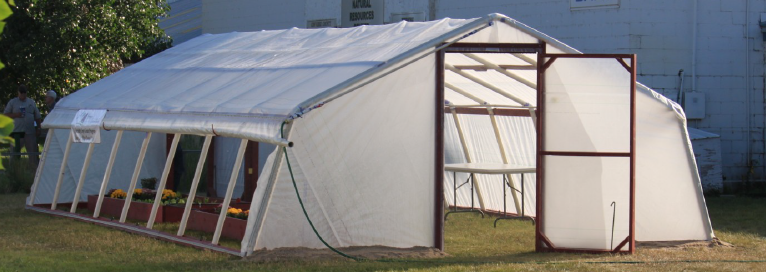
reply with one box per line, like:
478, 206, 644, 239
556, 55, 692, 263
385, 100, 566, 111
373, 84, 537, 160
1, 194, 765, 271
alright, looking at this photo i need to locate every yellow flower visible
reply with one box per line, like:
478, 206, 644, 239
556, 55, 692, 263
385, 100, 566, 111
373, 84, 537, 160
110, 189, 127, 199
134, 189, 143, 195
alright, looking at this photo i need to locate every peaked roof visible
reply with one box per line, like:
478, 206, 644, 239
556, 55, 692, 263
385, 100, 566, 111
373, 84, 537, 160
42, 13, 672, 145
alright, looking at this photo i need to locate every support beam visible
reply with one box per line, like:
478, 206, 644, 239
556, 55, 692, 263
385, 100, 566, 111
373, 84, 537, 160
487, 108, 523, 214
177, 135, 213, 237
449, 107, 487, 210
120, 132, 152, 223
445, 63, 529, 106
147, 133, 180, 229
70, 143, 95, 213
445, 82, 486, 105
28, 130, 54, 205
93, 130, 124, 218
212, 138, 248, 245
243, 123, 292, 256
513, 53, 537, 65
464, 53, 537, 90
51, 132, 74, 210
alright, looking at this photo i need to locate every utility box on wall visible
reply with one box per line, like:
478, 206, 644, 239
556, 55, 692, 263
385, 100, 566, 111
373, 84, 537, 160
684, 92, 705, 119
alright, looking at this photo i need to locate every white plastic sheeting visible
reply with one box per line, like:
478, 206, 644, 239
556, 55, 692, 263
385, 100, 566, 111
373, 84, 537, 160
41, 18, 480, 145
31, 129, 165, 204
244, 55, 435, 250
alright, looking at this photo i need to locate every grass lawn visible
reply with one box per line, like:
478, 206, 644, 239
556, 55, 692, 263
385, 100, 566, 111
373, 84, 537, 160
1, 194, 765, 271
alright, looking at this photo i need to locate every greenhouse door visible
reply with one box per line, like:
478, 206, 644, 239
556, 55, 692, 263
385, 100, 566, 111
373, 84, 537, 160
536, 54, 636, 253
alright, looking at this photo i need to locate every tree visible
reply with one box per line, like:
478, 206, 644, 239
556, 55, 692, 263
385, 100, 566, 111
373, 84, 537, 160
0, 0, 171, 113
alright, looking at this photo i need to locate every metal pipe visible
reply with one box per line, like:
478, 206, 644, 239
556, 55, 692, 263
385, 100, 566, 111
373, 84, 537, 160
120, 132, 152, 223
93, 130, 123, 218
51, 132, 74, 210
745, 0, 752, 167
692, 0, 698, 93
488, 107, 523, 213
677, 69, 684, 103
463, 53, 537, 89
449, 107, 487, 210
244, 123, 292, 256
445, 63, 529, 105
445, 82, 487, 105
178, 135, 213, 236
212, 138, 248, 245
70, 143, 95, 213
28, 129, 54, 205
147, 133, 180, 229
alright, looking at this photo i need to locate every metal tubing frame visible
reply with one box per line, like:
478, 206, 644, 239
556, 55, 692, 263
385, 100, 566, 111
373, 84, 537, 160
147, 133, 180, 229
93, 130, 124, 218
243, 122, 293, 256
70, 142, 95, 213
177, 135, 213, 236
51, 132, 74, 210
445, 63, 529, 105
120, 132, 152, 223
536, 52, 637, 254
487, 107, 523, 214
28, 129, 54, 205
434, 48, 445, 251
463, 53, 537, 89
212, 138, 248, 245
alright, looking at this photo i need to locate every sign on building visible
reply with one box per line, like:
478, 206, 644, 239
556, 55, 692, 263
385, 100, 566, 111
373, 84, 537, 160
570, 0, 620, 10
307, 19, 337, 29
341, 0, 384, 27
71, 109, 107, 144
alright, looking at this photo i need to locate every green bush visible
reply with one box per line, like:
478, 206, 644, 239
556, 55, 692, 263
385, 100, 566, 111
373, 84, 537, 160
0, 159, 35, 194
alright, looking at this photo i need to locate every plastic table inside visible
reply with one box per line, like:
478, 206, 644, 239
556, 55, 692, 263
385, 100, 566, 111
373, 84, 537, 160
444, 163, 536, 226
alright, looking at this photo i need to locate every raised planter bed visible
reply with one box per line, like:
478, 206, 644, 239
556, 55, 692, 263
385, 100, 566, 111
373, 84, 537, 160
86, 195, 184, 223
86, 195, 251, 227
186, 208, 248, 240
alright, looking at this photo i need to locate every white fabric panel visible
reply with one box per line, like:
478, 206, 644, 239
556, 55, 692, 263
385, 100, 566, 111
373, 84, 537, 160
543, 156, 630, 250
252, 55, 436, 250
465, 70, 536, 106
214, 137, 245, 198
43, 18, 479, 144
443, 114, 537, 216
634, 90, 714, 241
34, 129, 165, 204
495, 116, 538, 216
544, 58, 631, 153
458, 19, 539, 44
445, 89, 482, 106
445, 70, 520, 106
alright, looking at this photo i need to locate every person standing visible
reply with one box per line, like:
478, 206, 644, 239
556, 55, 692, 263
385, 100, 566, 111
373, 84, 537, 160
4, 85, 42, 165
45, 90, 57, 112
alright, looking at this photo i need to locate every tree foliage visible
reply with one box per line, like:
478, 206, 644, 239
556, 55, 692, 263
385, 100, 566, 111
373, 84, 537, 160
0, 0, 171, 112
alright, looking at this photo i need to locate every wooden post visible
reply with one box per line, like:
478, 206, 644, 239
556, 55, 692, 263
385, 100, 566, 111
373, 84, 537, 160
51, 132, 73, 210
93, 130, 123, 217
177, 135, 213, 236
212, 138, 248, 245
28, 129, 54, 205
147, 133, 180, 229
120, 132, 152, 223
70, 143, 96, 213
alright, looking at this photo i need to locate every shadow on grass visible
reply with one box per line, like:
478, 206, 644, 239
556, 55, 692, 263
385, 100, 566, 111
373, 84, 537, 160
706, 196, 766, 238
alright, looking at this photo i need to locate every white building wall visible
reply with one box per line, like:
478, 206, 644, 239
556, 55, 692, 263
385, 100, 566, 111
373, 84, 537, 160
202, 0, 307, 33
436, 0, 766, 184
189, 0, 766, 184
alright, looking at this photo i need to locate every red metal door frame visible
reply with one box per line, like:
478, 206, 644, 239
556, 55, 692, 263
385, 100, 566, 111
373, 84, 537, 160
536, 52, 637, 254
